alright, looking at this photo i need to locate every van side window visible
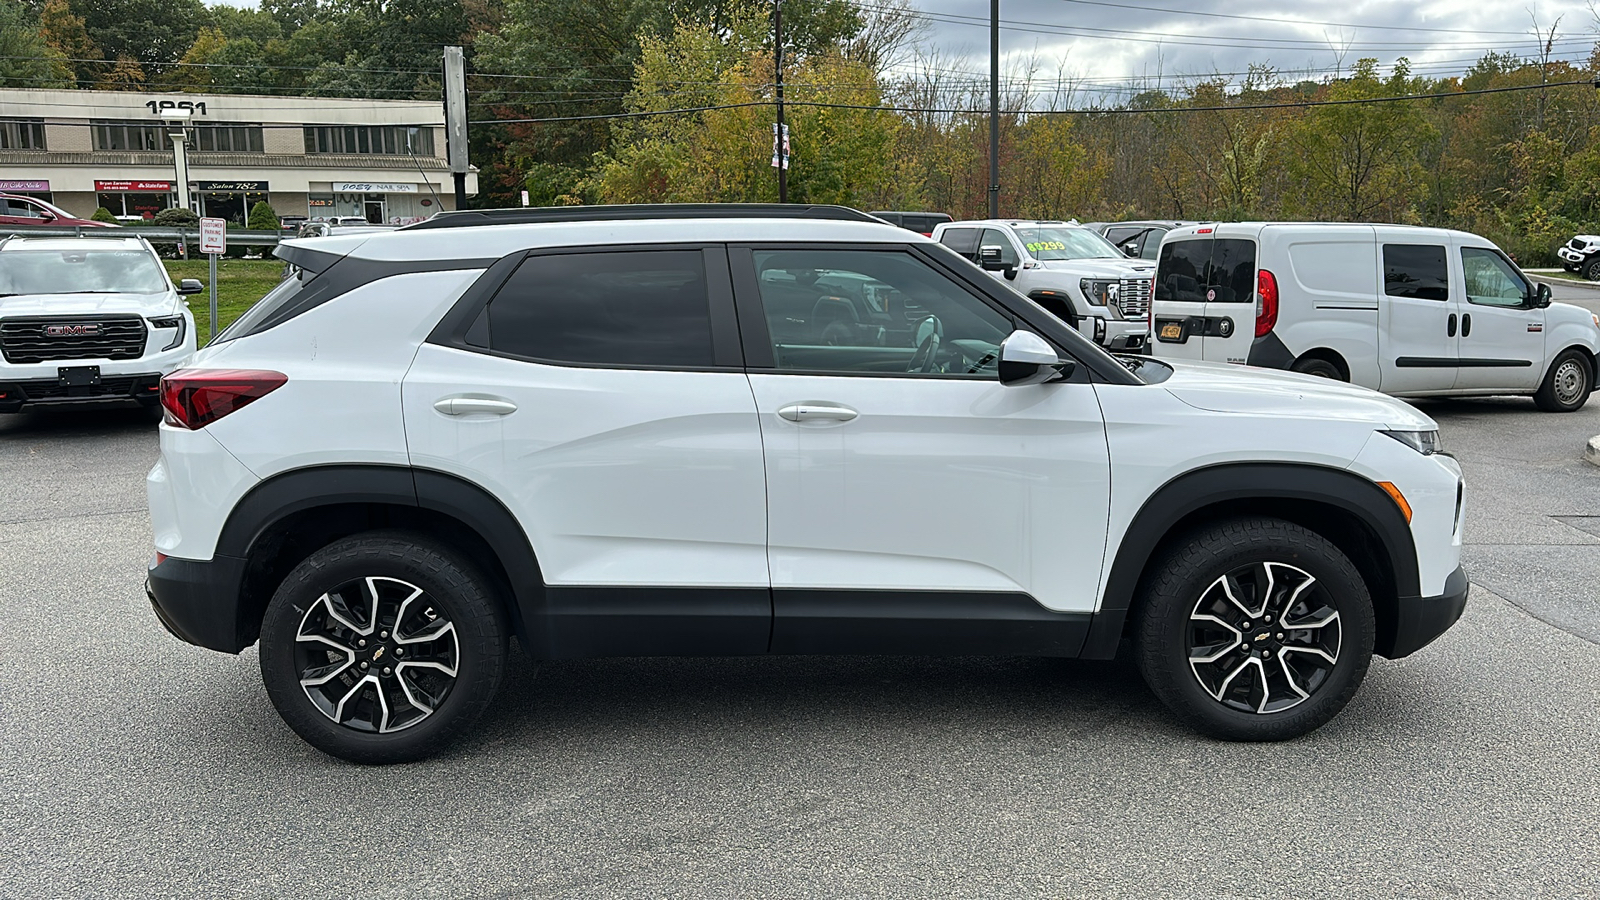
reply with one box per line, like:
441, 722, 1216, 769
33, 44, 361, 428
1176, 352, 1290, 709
1383, 245, 1449, 301
1461, 248, 1531, 308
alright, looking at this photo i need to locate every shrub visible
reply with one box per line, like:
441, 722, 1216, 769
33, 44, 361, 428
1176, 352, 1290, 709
247, 200, 279, 232
90, 207, 117, 224
150, 206, 200, 257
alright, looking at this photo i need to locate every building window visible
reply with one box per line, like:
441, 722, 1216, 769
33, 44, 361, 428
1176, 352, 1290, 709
92, 120, 172, 152
97, 192, 173, 221
193, 124, 264, 153
0, 119, 46, 150
303, 125, 433, 156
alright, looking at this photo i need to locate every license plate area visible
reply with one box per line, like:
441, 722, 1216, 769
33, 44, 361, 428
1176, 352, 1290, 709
1156, 320, 1187, 343
58, 365, 101, 387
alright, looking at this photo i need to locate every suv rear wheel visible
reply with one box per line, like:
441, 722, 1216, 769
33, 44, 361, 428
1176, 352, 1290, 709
1134, 517, 1375, 741
258, 531, 508, 764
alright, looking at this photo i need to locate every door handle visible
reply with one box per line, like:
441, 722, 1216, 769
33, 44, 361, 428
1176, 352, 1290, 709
434, 397, 517, 417
1462, 313, 1472, 337
777, 402, 858, 423
1447, 313, 1457, 337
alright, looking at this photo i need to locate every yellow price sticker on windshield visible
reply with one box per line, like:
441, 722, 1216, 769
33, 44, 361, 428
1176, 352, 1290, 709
1025, 241, 1066, 252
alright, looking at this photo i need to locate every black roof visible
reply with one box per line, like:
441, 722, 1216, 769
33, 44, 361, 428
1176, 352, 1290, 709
402, 203, 880, 230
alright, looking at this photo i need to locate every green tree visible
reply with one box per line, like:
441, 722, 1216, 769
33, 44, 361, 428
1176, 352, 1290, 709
0, 1, 72, 88
39, 0, 102, 84
247, 200, 280, 232
69, 0, 208, 79
1285, 59, 1437, 221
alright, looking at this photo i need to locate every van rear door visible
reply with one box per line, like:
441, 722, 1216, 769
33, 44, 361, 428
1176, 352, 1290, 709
1152, 228, 1258, 363
1152, 232, 1211, 360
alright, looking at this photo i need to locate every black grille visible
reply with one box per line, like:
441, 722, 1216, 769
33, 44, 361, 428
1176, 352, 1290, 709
0, 315, 148, 364
1571, 238, 1587, 250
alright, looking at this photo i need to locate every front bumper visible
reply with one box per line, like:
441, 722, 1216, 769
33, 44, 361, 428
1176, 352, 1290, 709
1557, 246, 1586, 265
0, 372, 162, 412
1379, 565, 1468, 659
146, 553, 250, 653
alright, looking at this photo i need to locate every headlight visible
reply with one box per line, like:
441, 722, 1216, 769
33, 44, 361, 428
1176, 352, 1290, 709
1380, 429, 1442, 456
1080, 278, 1119, 306
150, 315, 186, 352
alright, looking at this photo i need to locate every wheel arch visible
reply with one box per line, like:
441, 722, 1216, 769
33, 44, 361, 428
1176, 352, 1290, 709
1291, 348, 1351, 381
1080, 463, 1420, 661
215, 465, 541, 652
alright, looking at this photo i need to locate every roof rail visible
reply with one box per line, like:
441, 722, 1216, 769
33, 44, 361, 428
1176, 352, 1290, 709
400, 203, 881, 230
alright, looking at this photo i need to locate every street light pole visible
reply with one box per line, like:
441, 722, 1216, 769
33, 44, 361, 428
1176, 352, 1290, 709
774, 0, 787, 203
988, 0, 999, 219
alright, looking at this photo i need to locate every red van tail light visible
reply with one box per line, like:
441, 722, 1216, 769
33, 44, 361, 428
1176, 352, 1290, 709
160, 369, 288, 430
1255, 269, 1279, 337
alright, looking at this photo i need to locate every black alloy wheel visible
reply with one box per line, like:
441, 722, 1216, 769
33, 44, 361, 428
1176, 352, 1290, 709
1584, 258, 1600, 281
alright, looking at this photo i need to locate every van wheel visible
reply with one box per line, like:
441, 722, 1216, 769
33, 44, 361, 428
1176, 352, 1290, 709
1290, 356, 1345, 381
258, 530, 508, 764
1534, 350, 1592, 412
1584, 259, 1600, 281
1134, 517, 1375, 741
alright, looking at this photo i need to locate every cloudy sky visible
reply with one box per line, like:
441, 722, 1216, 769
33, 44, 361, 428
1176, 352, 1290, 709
889, 0, 1589, 102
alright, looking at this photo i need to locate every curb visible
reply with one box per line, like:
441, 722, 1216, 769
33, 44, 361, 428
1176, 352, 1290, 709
1587, 436, 1600, 467
1530, 273, 1600, 292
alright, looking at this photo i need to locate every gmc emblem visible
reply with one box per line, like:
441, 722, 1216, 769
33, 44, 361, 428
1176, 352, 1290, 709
44, 324, 100, 337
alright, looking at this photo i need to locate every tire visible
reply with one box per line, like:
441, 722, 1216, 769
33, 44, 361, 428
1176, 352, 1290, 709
1584, 258, 1600, 281
1134, 517, 1376, 741
1533, 349, 1592, 412
1290, 356, 1345, 381
258, 530, 508, 764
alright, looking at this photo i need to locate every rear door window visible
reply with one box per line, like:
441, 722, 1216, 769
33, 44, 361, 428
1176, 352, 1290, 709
1208, 239, 1256, 303
938, 227, 981, 261
484, 250, 714, 367
1383, 245, 1450, 301
1156, 239, 1211, 303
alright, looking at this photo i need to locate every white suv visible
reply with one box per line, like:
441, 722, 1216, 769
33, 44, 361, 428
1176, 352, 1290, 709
144, 204, 1468, 763
932, 219, 1154, 352
0, 236, 199, 418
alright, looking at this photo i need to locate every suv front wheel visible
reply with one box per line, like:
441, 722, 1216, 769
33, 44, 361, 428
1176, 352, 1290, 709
1134, 517, 1375, 741
259, 531, 508, 764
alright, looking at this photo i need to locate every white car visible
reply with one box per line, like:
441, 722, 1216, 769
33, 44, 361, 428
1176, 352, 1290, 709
932, 219, 1154, 353
144, 204, 1466, 763
0, 235, 199, 418
1556, 235, 1600, 280
1151, 223, 1600, 411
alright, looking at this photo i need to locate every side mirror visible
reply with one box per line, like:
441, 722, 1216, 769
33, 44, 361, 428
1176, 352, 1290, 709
177, 278, 204, 295
1121, 240, 1139, 258
1534, 282, 1553, 308
978, 244, 1015, 277
998, 330, 1074, 386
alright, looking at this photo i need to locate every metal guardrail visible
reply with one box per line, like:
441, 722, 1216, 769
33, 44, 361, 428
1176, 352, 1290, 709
0, 224, 285, 246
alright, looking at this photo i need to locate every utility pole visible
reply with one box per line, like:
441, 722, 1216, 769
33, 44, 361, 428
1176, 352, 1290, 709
443, 46, 470, 210
774, 0, 787, 203
988, 0, 999, 218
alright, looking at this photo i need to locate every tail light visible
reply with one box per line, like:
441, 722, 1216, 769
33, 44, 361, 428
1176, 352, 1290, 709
160, 369, 288, 430
1255, 268, 1279, 337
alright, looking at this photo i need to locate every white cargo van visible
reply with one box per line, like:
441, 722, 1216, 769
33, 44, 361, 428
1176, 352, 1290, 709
1150, 223, 1600, 411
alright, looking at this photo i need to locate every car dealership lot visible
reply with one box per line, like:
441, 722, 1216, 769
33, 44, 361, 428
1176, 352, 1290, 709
2, 401, 1598, 898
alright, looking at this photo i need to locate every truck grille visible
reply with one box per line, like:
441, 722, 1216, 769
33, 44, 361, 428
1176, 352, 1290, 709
1117, 276, 1153, 318
0, 315, 148, 364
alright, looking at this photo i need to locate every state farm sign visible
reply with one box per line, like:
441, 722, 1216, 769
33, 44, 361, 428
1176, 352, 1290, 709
94, 180, 173, 192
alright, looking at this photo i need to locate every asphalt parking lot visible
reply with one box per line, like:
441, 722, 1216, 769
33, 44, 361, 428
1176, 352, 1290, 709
3, 387, 1599, 897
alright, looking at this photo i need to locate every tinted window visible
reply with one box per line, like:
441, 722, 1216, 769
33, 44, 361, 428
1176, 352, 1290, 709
1155, 239, 1211, 303
1461, 247, 1530, 308
486, 251, 713, 367
1208, 239, 1255, 303
1383, 245, 1449, 301
939, 227, 981, 259
1138, 228, 1166, 260
752, 249, 1012, 377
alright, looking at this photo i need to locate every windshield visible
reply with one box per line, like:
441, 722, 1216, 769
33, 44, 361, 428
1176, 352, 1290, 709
0, 248, 168, 295
1014, 226, 1123, 261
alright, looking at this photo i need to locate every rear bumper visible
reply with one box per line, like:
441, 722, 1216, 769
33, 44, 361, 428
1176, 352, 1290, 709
1379, 565, 1468, 659
145, 553, 250, 653
0, 373, 162, 412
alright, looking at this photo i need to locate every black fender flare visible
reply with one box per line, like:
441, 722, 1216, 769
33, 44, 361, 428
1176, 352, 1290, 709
1080, 462, 1420, 659
216, 464, 544, 649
